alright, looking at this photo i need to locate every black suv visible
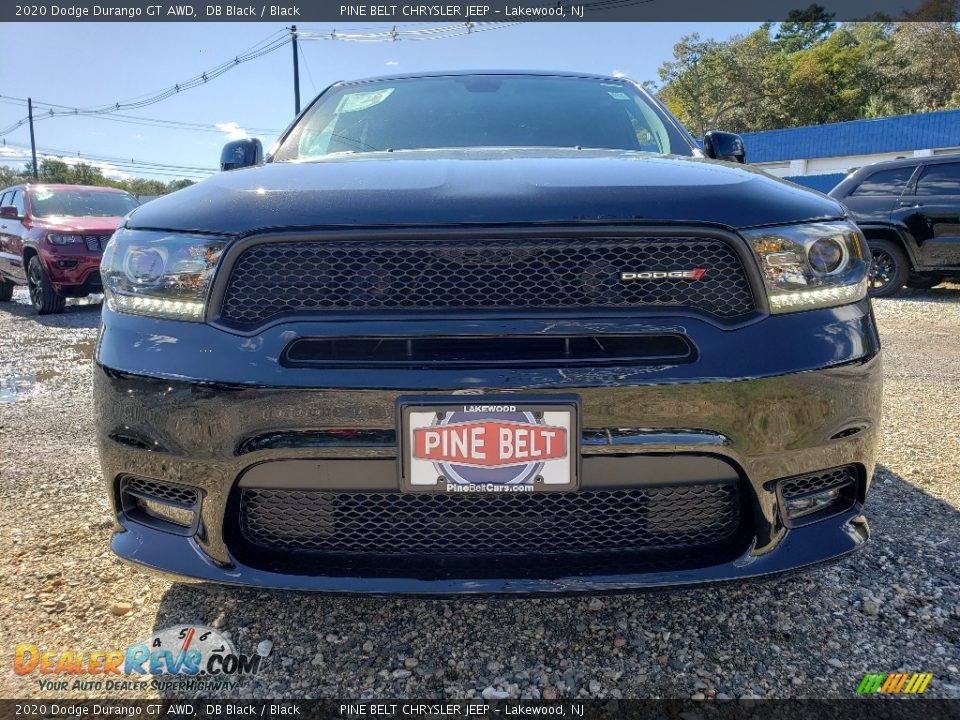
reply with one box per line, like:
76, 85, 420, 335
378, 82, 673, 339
95, 72, 880, 594
830, 154, 960, 297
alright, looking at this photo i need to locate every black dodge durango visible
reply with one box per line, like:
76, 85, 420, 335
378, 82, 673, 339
95, 71, 881, 594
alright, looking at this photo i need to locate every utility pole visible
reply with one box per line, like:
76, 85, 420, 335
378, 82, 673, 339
291, 25, 301, 116
27, 97, 38, 181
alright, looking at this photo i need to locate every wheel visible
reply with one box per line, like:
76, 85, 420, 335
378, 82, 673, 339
0, 279, 12, 302
905, 276, 942, 290
866, 239, 909, 298
26, 256, 66, 315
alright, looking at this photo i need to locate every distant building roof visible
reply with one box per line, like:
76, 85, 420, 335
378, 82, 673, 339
742, 109, 960, 163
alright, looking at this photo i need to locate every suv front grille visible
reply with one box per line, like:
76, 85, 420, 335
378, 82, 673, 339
83, 234, 112, 252
218, 235, 756, 327
238, 483, 742, 557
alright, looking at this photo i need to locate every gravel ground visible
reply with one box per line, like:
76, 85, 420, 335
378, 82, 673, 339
1, 285, 958, 700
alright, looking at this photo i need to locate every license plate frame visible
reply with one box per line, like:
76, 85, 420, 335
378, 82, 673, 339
397, 395, 580, 494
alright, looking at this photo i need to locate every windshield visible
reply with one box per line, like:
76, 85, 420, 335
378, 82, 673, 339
28, 189, 139, 218
273, 75, 694, 161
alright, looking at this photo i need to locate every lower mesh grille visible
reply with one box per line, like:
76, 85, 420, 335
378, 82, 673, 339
779, 466, 858, 499
239, 483, 741, 556
121, 475, 199, 506
119, 475, 202, 535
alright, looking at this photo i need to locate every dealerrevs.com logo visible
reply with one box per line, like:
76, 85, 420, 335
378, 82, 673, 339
13, 625, 270, 693
857, 672, 933, 694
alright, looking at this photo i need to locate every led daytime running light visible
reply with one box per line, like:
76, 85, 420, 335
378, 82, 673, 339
767, 279, 867, 311
109, 294, 205, 319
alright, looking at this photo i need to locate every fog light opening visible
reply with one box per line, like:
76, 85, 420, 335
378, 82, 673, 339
784, 487, 841, 519
119, 475, 203, 537
136, 497, 196, 527
776, 466, 859, 527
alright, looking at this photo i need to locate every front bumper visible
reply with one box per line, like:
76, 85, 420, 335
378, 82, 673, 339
94, 299, 882, 594
41, 250, 103, 295
109, 510, 870, 595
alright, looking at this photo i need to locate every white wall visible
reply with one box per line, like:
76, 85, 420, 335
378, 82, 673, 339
753, 147, 960, 177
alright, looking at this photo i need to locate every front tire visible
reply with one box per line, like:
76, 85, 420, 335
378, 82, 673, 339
0, 279, 12, 302
26, 256, 66, 315
866, 239, 909, 298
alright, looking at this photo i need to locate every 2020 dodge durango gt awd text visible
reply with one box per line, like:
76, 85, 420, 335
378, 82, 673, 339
94, 72, 881, 594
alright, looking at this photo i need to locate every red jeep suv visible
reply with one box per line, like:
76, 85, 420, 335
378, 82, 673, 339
0, 184, 139, 314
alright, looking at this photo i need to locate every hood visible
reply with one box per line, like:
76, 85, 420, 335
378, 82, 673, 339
32, 215, 124, 233
127, 149, 846, 235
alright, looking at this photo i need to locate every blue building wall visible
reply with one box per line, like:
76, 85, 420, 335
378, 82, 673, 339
784, 173, 846, 193
742, 109, 960, 164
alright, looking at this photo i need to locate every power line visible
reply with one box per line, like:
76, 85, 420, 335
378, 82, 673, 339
0, 156, 210, 180
0, 23, 521, 140
0, 31, 291, 137
296, 22, 523, 43
298, 40, 318, 95
0, 98, 281, 135
5, 143, 216, 172
2, 141, 216, 176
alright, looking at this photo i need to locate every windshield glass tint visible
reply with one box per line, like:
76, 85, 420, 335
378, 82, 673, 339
29, 189, 139, 218
274, 75, 692, 160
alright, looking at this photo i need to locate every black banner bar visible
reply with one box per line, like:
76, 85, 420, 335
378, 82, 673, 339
0, 0, 952, 23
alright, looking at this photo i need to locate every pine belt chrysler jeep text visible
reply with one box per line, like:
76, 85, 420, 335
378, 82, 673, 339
94, 72, 881, 594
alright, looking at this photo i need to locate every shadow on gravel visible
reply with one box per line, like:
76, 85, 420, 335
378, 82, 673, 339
0, 294, 102, 329
148, 463, 960, 698
883, 286, 960, 304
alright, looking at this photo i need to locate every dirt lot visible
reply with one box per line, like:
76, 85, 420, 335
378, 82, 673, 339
1, 286, 958, 700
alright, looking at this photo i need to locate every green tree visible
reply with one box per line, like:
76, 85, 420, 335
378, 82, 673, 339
0, 165, 21, 188
125, 177, 166, 197
775, 4, 837, 52
166, 178, 195, 192
656, 34, 719, 136
657, 26, 787, 134
782, 27, 875, 125
38, 158, 72, 183
69, 162, 106, 186
882, 22, 960, 112
0, 155, 202, 197
652, 19, 960, 133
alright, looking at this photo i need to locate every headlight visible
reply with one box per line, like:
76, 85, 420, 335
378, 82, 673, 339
742, 221, 869, 313
101, 228, 227, 321
48, 233, 84, 245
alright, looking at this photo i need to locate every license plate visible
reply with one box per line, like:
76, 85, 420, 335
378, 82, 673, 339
398, 396, 579, 493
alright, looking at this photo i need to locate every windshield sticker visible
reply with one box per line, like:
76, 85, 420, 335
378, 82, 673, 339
607, 92, 630, 100
335, 88, 395, 114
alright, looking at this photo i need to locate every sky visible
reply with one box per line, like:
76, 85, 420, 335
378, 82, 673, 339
0, 22, 759, 182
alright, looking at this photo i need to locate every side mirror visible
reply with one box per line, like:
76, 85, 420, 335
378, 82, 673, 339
703, 131, 746, 164
220, 138, 263, 171
0, 206, 18, 219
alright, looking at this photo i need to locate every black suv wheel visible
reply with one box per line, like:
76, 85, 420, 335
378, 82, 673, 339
867, 239, 909, 298
27, 256, 66, 315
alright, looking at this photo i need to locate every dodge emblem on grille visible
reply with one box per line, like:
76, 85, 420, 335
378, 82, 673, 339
620, 269, 708, 281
